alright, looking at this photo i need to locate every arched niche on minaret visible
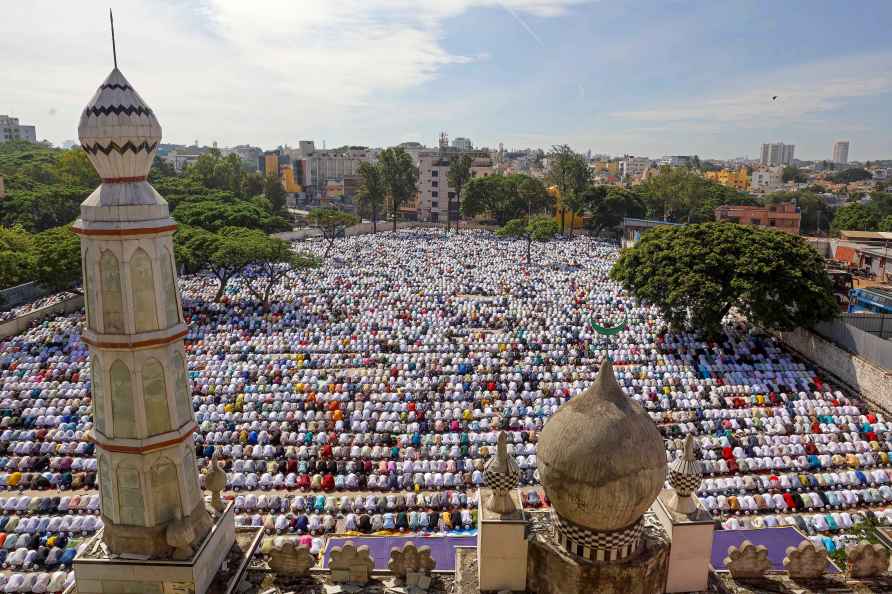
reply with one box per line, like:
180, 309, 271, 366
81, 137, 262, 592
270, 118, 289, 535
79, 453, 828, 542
130, 247, 159, 333
142, 358, 172, 436
171, 350, 193, 428
109, 359, 137, 438
98, 453, 116, 522
151, 459, 181, 523
116, 464, 146, 526
99, 250, 125, 334
159, 244, 181, 329
91, 353, 107, 435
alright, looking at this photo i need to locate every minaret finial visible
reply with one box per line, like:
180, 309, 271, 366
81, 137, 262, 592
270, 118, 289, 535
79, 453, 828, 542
110, 9, 118, 69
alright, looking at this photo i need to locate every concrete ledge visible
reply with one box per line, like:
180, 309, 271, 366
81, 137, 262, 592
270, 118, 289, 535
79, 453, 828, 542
0, 295, 84, 339
778, 327, 892, 412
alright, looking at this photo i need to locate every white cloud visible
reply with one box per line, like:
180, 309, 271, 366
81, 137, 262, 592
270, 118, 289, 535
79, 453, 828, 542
1, 0, 590, 147
610, 52, 892, 126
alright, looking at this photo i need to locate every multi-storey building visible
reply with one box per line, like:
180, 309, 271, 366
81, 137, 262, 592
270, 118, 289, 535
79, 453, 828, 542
714, 202, 801, 234
416, 149, 493, 223
452, 137, 473, 151
751, 166, 784, 192
0, 115, 37, 143
620, 156, 651, 182
289, 142, 377, 198
833, 141, 850, 165
760, 142, 795, 166
704, 168, 750, 191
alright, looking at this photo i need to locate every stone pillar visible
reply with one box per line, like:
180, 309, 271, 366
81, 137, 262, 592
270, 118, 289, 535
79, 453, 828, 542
653, 491, 715, 593
477, 488, 528, 591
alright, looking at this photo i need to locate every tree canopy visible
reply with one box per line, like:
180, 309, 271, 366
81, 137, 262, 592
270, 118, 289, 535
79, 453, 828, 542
31, 225, 82, 292
611, 222, 837, 338
636, 167, 757, 223
831, 203, 882, 233
355, 161, 386, 233
0, 225, 36, 291
446, 154, 474, 231
496, 215, 560, 265
584, 187, 646, 237
831, 168, 872, 183
546, 145, 591, 234
379, 147, 419, 232
460, 174, 552, 225
308, 208, 360, 258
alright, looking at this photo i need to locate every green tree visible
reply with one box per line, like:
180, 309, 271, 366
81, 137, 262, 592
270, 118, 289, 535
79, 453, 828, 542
880, 215, 892, 232
782, 165, 807, 183
379, 147, 419, 232
241, 172, 264, 198
238, 233, 320, 306
55, 149, 100, 187
585, 187, 646, 237
173, 226, 258, 301
637, 167, 756, 223
461, 174, 552, 225
264, 174, 288, 213
546, 145, 591, 235
0, 225, 36, 290
610, 222, 837, 338
172, 198, 290, 233
831, 167, 872, 183
446, 154, 474, 232
307, 208, 360, 258
831, 203, 880, 233
32, 225, 82, 291
496, 215, 560, 265
149, 155, 177, 181
355, 161, 386, 234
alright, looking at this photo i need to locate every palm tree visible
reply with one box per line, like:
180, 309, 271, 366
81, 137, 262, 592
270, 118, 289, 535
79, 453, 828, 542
379, 147, 419, 233
356, 161, 386, 234
447, 154, 474, 232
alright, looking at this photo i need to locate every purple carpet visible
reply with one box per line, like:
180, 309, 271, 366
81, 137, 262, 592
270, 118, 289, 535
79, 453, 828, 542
322, 534, 477, 571
711, 527, 839, 573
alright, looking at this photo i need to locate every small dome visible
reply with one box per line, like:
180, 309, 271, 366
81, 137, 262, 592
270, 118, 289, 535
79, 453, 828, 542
538, 358, 666, 532
78, 68, 161, 181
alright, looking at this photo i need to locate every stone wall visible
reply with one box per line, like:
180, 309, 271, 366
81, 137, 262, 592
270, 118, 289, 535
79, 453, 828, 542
778, 327, 892, 412
0, 296, 84, 339
526, 529, 670, 594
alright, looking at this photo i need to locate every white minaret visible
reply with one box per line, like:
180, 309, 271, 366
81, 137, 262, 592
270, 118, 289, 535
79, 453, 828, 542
74, 65, 212, 558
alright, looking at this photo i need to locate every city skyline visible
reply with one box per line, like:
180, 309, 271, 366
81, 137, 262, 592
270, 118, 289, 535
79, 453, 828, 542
4, 1, 892, 159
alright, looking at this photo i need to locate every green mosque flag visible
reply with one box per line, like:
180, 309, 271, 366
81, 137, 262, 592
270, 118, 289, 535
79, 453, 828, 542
589, 317, 627, 336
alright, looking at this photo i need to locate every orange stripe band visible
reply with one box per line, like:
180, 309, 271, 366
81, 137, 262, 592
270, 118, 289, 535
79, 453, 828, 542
71, 224, 178, 237
81, 329, 187, 349
94, 424, 197, 454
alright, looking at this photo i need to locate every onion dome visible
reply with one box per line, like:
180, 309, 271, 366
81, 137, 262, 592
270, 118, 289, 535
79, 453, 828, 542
78, 68, 161, 182
668, 434, 703, 498
538, 358, 666, 535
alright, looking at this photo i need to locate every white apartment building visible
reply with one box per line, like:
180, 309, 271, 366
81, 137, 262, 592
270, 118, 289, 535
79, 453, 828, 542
0, 115, 37, 143
290, 141, 378, 197
760, 142, 795, 166
416, 151, 493, 222
832, 140, 850, 164
751, 166, 784, 192
452, 137, 473, 151
620, 156, 651, 181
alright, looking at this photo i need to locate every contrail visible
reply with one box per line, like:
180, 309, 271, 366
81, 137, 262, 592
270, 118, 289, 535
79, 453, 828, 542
499, 2, 544, 46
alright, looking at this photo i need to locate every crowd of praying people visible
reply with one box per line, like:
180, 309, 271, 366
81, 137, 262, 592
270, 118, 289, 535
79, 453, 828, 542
0, 227, 891, 590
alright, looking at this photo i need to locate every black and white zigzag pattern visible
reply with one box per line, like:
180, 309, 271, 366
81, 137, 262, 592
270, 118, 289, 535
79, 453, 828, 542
668, 467, 702, 497
99, 83, 134, 91
83, 105, 154, 117
81, 140, 159, 156
554, 513, 644, 563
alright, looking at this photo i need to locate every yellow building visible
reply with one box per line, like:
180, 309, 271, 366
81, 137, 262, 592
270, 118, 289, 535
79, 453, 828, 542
704, 168, 749, 191
591, 161, 620, 176
281, 165, 302, 193
548, 185, 587, 233
264, 154, 279, 178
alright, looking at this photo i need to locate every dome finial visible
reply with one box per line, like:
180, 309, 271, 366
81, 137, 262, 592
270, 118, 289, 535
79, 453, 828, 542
109, 9, 118, 69
590, 356, 628, 408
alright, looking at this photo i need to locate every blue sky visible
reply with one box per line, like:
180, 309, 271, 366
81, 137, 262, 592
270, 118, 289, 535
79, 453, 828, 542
4, 1, 892, 159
